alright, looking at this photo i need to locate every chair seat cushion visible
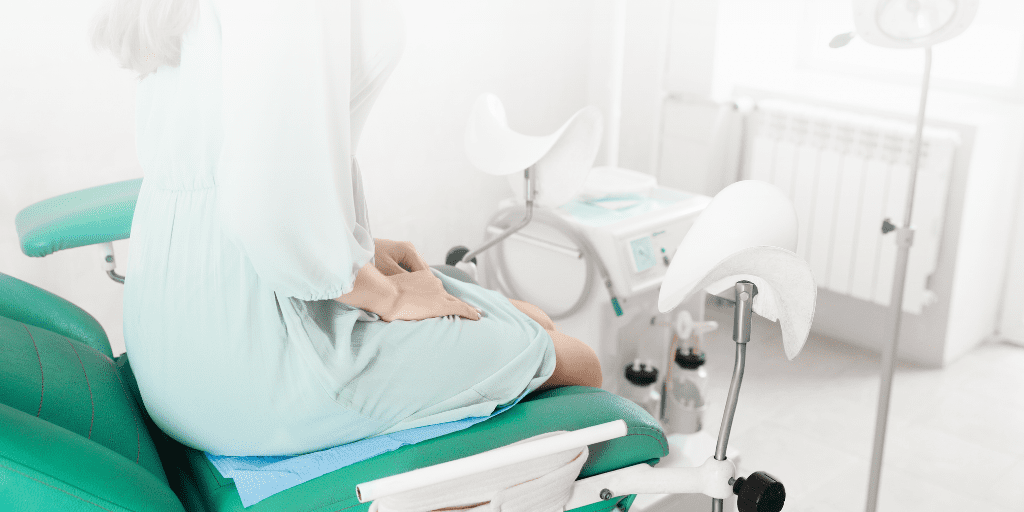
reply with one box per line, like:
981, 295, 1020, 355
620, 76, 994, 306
151, 386, 667, 512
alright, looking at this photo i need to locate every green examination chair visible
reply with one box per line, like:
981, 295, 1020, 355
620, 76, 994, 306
2, 178, 667, 512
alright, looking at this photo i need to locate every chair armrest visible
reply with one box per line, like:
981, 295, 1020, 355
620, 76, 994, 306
15, 178, 142, 258
0, 272, 113, 359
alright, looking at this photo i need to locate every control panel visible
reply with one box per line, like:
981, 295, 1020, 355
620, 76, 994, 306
542, 186, 711, 300
614, 214, 702, 298
628, 236, 657, 273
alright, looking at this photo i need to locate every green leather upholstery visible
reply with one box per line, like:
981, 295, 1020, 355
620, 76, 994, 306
0, 313, 181, 511
15, 178, 142, 258
0, 272, 113, 359
0, 403, 184, 512
0, 315, 167, 483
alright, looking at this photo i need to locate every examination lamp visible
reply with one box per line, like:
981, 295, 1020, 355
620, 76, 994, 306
831, 1, 979, 511
658, 180, 818, 512
448, 93, 603, 279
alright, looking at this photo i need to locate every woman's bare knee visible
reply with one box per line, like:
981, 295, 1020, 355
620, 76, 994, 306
508, 298, 557, 331
540, 329, 602, 390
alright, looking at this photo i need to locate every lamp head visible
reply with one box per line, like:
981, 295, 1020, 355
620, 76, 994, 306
658, 181, 817, 360
852, 0, 979, 48
464, 94, 603, 208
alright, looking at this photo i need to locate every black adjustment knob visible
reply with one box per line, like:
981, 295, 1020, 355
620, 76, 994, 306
733, 471, 786, 512
445, 246, 477, 266
881, 218, 897, 234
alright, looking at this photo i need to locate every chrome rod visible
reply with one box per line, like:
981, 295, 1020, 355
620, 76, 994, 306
463, 168, 535, 263
716, 343, 747, 462
712, 281, 756, 512
715, 281, 756, 461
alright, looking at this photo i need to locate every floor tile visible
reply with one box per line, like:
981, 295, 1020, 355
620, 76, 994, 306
981, 456, 1024, 510
883, 421, 1020, 497
906, 386, 1024, 457
806, 461, 1015, 512
731, 420, 863, 503
767, 390, 879, 459
666, 304, 1024, 512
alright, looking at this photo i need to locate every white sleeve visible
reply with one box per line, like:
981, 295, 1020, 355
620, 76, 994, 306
214, 0, 374, 301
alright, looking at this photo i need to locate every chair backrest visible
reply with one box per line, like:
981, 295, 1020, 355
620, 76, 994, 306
0, 273, 183, 512
0, 272, 113, 359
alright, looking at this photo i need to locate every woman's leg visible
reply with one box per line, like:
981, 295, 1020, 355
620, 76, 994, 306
507, 298, 557, 331
506, 298, 601, 389
539, 329, 602, 389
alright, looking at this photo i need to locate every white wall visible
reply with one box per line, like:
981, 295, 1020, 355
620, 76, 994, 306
1001, 144, 1024, 344
359, 0, 606, 269
1, 0, 139, 356
0, 0, 612, 356
699, 0, 1024, 366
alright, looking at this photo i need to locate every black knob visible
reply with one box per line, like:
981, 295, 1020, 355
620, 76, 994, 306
445, 246, 477, 266
881, 218, 896, 234
733, 471, 786, 512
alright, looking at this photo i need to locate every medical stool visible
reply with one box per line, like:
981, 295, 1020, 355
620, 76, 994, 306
2, 178, 668, 512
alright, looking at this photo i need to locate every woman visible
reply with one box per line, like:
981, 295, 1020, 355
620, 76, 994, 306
92, 0, 601, 457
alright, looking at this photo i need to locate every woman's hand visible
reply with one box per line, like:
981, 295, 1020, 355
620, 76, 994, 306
377, 270, 481, 322
374, 238, 431, 276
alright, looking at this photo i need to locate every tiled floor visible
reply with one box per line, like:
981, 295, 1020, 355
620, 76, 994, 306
690, 300, 1024, 512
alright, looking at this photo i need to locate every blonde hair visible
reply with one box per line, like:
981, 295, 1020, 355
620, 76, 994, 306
91, 0, 200, 79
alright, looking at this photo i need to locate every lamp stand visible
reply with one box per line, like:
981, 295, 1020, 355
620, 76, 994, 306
865, 45, 932, 512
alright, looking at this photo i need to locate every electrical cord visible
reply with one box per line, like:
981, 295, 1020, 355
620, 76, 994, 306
482, 204, 621, 321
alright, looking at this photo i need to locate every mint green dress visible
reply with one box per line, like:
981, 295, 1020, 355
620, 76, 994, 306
123, 0, 555, 457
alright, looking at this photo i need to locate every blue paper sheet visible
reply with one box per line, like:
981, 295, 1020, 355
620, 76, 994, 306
206, 391, 527, 507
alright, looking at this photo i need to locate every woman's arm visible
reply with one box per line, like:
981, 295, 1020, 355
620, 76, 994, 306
374, 238, 430, 276
335, 262, 398, 313
335, 266, 480, 322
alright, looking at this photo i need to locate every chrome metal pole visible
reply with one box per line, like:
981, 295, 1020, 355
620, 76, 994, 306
865, 46, 931, 512
462, 167, 535, 263
713, 281, 757, 512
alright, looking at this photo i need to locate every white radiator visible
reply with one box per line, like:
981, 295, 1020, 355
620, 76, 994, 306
744, 100, 960, 314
